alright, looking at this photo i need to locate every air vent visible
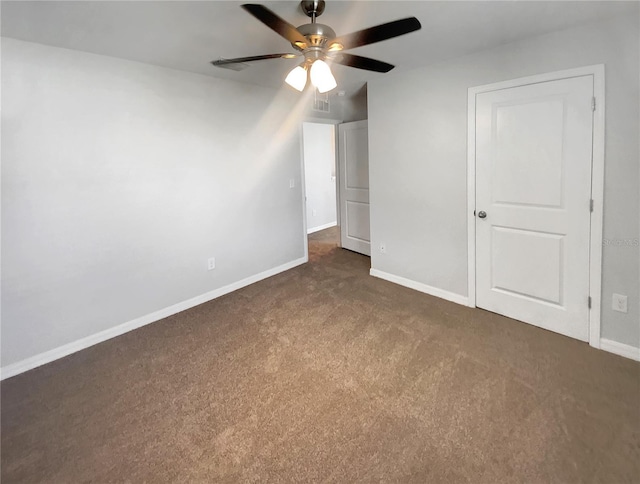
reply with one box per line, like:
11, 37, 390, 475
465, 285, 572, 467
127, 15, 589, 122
312, 91, 330, 112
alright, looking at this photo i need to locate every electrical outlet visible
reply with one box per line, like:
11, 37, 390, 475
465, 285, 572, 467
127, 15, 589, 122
379, 243, 386, 254
207, 257, 216, 271
289, 179, 295, 188
312, 209, 317, 217
612, 293, 627, 313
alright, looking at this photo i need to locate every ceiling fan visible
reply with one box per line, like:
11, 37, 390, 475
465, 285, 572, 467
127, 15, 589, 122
212, 0, 421, 93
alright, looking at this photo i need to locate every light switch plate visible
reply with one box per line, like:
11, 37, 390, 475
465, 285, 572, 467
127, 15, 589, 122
612, 293, 627, 313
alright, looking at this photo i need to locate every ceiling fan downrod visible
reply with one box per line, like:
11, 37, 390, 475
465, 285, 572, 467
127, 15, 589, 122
300, 0, 325, 24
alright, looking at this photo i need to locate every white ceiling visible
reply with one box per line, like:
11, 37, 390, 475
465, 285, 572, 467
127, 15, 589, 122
2, 1, 636, 97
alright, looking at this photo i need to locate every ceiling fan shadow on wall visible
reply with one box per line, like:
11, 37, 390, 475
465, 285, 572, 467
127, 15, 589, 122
211, 0, 421, 93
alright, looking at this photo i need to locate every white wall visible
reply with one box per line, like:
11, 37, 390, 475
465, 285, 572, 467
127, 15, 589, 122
341, 85, 368, 123
368, 14, 639, 349
303, 87, 368, 124
1, 38, 307, 369
303, 123, 337, 233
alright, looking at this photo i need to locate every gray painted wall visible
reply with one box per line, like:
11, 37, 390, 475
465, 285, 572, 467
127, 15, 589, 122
2, 38, 306, 367
341, 85, 368, 123
368, 14, 639, 348
304, 87, 368, 123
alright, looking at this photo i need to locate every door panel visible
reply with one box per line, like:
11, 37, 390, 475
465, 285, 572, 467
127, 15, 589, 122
345, 128, 370, 189
475, 75, 594, 341
345, 201, 370, 241
339, 120, 370, 256
493, 99, 565, 207
491, 226, 563, 305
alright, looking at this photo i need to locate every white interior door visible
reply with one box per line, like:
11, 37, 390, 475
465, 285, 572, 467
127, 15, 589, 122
338, 120, 370, 256
475, 75, 594, 341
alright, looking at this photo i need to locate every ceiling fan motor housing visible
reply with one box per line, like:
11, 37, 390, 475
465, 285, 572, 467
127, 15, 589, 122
297, 23, 336, 49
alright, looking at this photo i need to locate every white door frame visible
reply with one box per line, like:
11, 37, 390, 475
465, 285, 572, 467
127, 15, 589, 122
466, 65, 605, 349
299, 117, 343, 260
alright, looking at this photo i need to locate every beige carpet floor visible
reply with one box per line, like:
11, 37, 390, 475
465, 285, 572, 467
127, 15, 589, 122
2, 227, 639, 483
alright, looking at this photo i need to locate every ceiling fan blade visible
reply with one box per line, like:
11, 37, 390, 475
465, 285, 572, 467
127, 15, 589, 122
331, 53, 394, 73
211, 53, 299, 68
328, 17, 421, 51
241, 4, 308, 48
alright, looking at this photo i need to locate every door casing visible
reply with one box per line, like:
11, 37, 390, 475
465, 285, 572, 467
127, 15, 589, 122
467, 65, 605, 349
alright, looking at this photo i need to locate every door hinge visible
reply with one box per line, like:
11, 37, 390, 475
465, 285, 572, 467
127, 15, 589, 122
592, 97, 596, 112
588, 296, 592, 309
590, 199, 594, 212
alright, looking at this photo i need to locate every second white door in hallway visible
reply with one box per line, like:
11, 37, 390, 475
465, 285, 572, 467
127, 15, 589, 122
338, 120, 371, 256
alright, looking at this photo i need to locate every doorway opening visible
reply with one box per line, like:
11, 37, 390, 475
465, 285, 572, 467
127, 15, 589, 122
301, 120, 341, 260
302, 121, 339, 238
301, 118, 372, 263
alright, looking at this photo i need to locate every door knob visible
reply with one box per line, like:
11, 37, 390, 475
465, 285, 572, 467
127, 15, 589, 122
478, 211, 487, 219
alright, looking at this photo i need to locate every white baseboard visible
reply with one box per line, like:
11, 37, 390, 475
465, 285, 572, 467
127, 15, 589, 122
307, 221, 337, 234
369, 269, 469, 306
1, 256, 308, 381
368, 270, 640, 362
599, 338, 640, 361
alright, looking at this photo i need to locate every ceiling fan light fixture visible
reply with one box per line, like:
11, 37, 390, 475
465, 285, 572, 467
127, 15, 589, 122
310, 59, 337, 93
214, 2, 422, 94
285, 64, 308, 91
